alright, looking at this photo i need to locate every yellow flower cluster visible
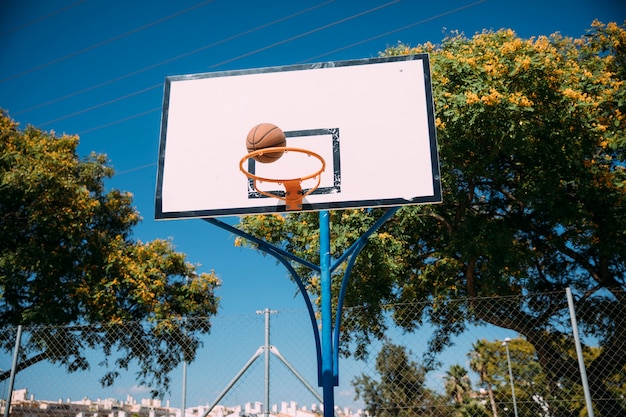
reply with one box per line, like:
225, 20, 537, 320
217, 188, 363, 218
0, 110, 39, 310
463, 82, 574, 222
480, 88, 502, 106
510, 54, 533, 72
439, 50, 456, 60
500, 38, 524, 55
463, 89, 506, 107
561, 87, 595, 104
459, 56, 477, 66
483, 61, 504, 77
532, 36, 552, 53
508, 92, 534, 107
465, 91, 480, 105
596, 21, 626, 49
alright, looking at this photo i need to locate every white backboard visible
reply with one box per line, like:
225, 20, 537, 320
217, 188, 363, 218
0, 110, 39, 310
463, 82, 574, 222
155, 55, 441, 219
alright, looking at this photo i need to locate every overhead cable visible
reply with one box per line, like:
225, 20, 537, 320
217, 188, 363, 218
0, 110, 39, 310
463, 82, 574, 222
0, 0, 86, 37
82, 0, 485, 145
0, 0, 215, 83
300, 0, 488, 63
14, 0, 335, 116
38, 0, 399, 127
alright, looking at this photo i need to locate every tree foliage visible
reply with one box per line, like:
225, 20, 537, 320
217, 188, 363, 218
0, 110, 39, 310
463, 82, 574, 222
352, 342, 446, 417
237, 20, 626, 416
0, 111, 221, 396
444, 364, 472, 405
467, 337, 626, 417
469, 340, 500, 417
443, 364, 490, 417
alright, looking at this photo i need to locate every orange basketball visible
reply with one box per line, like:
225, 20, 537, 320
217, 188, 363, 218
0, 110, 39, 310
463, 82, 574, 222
246, 123, 287, 163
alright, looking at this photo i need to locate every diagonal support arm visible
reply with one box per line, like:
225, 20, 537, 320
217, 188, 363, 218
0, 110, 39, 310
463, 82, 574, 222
203, 207, 400, 415
203, 218, 323, 383
331, 207, 400, 381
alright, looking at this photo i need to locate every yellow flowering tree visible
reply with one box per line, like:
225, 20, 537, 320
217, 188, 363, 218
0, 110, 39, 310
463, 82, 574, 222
238, 21, 626, 416
0, 111, 220, 396
383, 21, 626, 417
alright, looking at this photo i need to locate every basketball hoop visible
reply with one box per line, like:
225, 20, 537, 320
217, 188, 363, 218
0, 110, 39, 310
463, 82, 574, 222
240, 147, 325, 211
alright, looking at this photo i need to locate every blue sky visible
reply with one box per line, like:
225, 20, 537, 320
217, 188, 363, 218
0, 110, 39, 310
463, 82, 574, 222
1, 0, 625, 407
2, 0, 623, 316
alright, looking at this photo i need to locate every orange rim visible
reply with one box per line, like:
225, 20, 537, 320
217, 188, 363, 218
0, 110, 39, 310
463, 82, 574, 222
240, 147, 326, 208
239, 147, 325, 183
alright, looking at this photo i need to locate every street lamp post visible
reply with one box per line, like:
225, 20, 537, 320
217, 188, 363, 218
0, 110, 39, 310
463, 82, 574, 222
502, 338, 519, 417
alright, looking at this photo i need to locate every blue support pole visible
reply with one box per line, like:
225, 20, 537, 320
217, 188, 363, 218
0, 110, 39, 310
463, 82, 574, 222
319, 210, 335, 417
204, 208, 399, 415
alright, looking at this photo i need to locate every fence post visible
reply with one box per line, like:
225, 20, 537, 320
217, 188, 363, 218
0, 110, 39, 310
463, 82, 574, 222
566, 287, 595, 417
4, 325, 22, 417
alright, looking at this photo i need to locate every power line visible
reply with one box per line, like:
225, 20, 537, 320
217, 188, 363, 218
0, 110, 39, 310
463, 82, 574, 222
96, 0, 488, 179
37, 0, 398, 127
0, 0, 86, 37
76, 107, 161, 135
13, 0, 336, 117
206, 0, 401, 70
80, 0, 484, 139
299, 0, 488, 63
22, 0, 486, 178
39, 85, 161, 127
112, 162, 158, 177
0, 0, 215, 84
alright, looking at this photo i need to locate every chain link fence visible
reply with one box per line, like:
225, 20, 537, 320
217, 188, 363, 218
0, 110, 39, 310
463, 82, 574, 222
0, 290, 624, 417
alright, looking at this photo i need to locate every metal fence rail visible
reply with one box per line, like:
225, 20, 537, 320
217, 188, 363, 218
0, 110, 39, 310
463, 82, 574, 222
0, 290, 623, 417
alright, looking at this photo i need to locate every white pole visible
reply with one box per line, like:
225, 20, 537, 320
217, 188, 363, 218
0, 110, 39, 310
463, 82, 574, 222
502, 338, 518, 417
264, 308, 271, 417
181, 359, 187, 417
566, 287, 595, 417
257, 308, 277, 417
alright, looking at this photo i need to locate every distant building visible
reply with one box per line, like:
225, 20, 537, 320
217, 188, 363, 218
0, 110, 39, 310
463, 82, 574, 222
1, 389, 175, 417
1, 389, 364, 417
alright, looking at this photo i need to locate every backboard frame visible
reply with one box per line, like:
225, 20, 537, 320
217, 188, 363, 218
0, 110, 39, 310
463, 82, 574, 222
155, 54, 441, 219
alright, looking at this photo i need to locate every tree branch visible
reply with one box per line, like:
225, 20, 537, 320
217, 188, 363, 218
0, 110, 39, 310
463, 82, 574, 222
0, 351, 51, 382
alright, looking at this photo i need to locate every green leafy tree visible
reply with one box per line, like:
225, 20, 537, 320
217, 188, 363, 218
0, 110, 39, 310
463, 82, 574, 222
237, 21, 626, 416
0, 111, 220, 396
443, 364, 489, 417
468, 337, 620, 417
458, 401, 490, 417
353, 342, 446, 416
482, 338, 548, 417
469, 340, 500, 417
444, 364, 472, 405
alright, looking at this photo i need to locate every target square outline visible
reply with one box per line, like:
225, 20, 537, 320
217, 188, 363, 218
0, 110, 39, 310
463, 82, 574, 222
246, 128, 341, 203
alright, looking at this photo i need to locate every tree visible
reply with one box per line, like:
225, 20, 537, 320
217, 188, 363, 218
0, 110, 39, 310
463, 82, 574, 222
457, 401, 490, 417
444, 364, 472, 406
0, 111, 221, 396
469, 340, 499, 417
237, 21, 626, 416
442, 364, 490, 417
467, 337, 610, 417
352, 342, 446, 416
471, 338, 553, 417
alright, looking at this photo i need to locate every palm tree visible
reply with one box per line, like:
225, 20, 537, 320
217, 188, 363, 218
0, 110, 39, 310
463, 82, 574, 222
444, 364, 472, 406
469, 340, 499, 417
